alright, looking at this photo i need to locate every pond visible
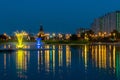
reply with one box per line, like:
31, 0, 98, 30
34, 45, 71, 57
0, 43, 120, 80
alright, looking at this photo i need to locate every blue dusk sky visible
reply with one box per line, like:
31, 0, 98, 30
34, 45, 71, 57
0, 0, 120, 34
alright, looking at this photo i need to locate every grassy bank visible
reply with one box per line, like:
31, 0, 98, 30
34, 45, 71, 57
0, 40, 90, 44
43, 40, 89, 44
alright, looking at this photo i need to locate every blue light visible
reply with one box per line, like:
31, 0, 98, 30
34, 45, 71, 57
37, 45, 41, 49
36, 38, 42, 46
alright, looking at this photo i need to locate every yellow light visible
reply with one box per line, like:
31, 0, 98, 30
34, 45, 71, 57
52, 33, 55, 36
66, 45, 71, 67
109, 33, 111, 36
3, 33, 7, 36
15, 31, 25, 48
17, 50, 24, 69
45, 45, 50, 72
113, 33, 116, 36
16, 50, 27, 78
104, 32, 106, 35
84, 45, 88, 68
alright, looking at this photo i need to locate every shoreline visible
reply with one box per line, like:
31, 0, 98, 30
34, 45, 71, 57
1, 41, 120, 45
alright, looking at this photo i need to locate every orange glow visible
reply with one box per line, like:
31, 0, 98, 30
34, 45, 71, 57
58, 45, 63, 67
45, 45, 50, 72
66, 45, 71, 67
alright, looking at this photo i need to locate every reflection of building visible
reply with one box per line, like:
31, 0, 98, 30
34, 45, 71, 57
90, 45, 118, 70
66, 45, 71, 67
91, 45, 107, 69
91, 11, 120, 34
116, 47, 120, 80
38, 45, 72, 71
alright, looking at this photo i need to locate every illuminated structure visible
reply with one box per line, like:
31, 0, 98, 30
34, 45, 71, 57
37, 25, 44, 38
36, 38, 43, 46
15, 31, 25, 48
91, 11, 120, 34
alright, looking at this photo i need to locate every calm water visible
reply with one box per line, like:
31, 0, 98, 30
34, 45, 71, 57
0, 43, 120, 80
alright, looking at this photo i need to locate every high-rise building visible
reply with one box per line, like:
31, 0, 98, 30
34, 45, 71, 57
91, 11, 120, 34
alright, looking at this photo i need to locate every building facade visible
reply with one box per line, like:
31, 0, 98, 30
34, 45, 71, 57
91, 11, 120, 34
76, 27, 89, 37
37, 25, 44, 38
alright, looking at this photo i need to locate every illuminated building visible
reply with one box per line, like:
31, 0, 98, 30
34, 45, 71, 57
58, 33, 63, 40
37, 25, 51, 40
44, 33, 50, 40
91, 11, 120, 34
37, 25, 44, 38
65, 34, 71, 40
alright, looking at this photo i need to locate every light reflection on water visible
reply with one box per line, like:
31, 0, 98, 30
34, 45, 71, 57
0, 44, 120, 80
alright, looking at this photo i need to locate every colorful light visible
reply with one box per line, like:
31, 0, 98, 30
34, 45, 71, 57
36, 38, 42, 46
15, 31, 25, 49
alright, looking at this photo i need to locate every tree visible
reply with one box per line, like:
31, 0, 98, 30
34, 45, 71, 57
70, 34, 78, 40
111, 29, 119, 39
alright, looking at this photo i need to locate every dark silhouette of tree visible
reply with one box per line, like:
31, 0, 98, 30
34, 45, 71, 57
111, 29, 119, 39
80, 30, 94, 41
70, 34, 78, 40
0, 34, 8, 41
86, 30, 94, 35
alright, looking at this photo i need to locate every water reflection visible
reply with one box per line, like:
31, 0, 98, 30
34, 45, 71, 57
45, 45, 50, 72
91, 45, 107, 69
66, 45, 71, 67
0, 44, 120, 80
83, 45, 88, 69
16, 50, 29, 79
116, 46, 120, 80
58, 45, 63, 67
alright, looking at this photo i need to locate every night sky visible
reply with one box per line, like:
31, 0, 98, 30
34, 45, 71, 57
0, 0, 120, 34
